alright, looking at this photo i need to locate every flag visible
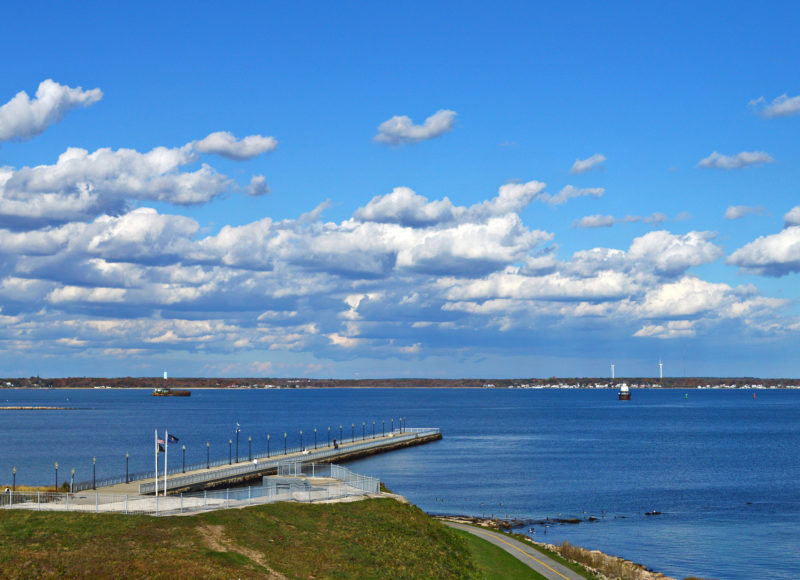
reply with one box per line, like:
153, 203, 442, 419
157, 438, 165, 444
168, 434, 179, 443
158, 444, 165, 453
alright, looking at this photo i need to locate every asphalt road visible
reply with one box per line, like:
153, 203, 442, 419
442, 521, 585, 580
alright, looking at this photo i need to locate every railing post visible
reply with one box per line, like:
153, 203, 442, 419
37, 491, 40, 510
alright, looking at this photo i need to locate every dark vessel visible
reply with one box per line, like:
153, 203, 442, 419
152, 387, 191, 397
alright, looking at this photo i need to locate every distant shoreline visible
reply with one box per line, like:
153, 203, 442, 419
0, 406, 81, 410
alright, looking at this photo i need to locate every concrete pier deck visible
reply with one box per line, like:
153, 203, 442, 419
99, 428, 441, 495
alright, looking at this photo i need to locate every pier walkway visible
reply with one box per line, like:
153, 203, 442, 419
96, 427, 441, 495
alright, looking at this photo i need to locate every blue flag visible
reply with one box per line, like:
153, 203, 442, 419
168, 434, 179, 443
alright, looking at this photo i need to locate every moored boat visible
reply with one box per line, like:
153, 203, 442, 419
618, 383, 630, 400
152, 387, 191, 397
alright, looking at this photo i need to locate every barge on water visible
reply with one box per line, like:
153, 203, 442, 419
152, 387, 191, 397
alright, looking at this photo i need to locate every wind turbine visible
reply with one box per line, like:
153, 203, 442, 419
659, 360, 663, 381
611, 362, 615, 381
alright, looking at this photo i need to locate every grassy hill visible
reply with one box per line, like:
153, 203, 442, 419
0, 498, 548, 579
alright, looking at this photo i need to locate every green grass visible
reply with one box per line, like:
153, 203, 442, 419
450, 528, 547, 579
0, 498, 554, 579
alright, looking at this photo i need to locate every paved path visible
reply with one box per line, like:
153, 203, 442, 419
442, 521, 584, 580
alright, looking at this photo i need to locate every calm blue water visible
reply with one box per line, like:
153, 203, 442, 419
1, 388, 798, 579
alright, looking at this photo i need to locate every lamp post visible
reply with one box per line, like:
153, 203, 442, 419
339, 425, 343, 442
362, 422, 365, 440
284, 432, 287, 455
92, 456, 96, 490
248, 436, 252, 461
299, 430, 303, 451
12, 466, 16, 492
54, 461, 59, 491
314, 428, 317, 450
372, 421, 375, 438
235, 423, 240, 463
327, 426, 331, 447
382, 420, 385, 436
391, 418, 394, 433
70, 468, 75, 493
351, 423, 354, 442
228, 439, 232, 465
182, 445, 186, 473
267, 434, 270, 458
125, 452, 130, 483
206, 442, 210, 469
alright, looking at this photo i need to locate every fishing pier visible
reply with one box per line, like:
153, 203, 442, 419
96, 427, 441, 496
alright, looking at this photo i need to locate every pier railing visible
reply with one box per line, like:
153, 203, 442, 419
137, 427, 439, 495
72, 427, 438, 492
0, 463, 380, 516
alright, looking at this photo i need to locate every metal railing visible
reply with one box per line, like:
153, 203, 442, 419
137, 427, 439, 494
1, 462, 381, 516
73, 427, 439, 492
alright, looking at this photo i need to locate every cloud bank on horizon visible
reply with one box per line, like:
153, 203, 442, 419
0, 73, 799, 379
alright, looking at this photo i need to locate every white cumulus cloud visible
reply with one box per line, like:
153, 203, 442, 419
750, 94, 800, 118
0, 79, 102, 142
373, 109, 456, 145
697, 151, 774, 169
570, 153, 606, 174
784, 206, 800, 227
724, 205, 763, 220
573, 214, 615, 228
193, 131, 278, 160
728, 226, 800, 276
542, 185, 604, 205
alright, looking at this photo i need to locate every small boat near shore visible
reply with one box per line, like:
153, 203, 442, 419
152, 387, 191, 397
618, 383, 630, 400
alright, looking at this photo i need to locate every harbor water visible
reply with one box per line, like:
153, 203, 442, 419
1, 387, 798, 579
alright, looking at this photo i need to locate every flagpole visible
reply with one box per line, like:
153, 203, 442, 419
164, 429, 168, 496
154, 428, 159, 497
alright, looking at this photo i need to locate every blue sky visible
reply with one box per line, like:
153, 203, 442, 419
1, 1, 800, 378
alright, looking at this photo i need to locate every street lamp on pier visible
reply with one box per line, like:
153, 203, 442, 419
92, 457, 96, 490
182, 445, 186, 473
299, 430, 303, 450
125, 452, 130, 483
327, 426, 331, 447
284, 432, 287, 455
206, 442, 210, 469
372, 421, 375, 438
339, 425, 343, 442
382, 420, 385, 437
351, 423, 354, 442
12, 466, 16, 492
235, 423, 241, 463
54, 461, 59, 491
267, 434, 270, 458
248, 436, 252, 461
228, 439, 232, 465
391, 418, 394, 433
314, 428, 317, 449
362, 422, 365, 440
70, 468, 75, 493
